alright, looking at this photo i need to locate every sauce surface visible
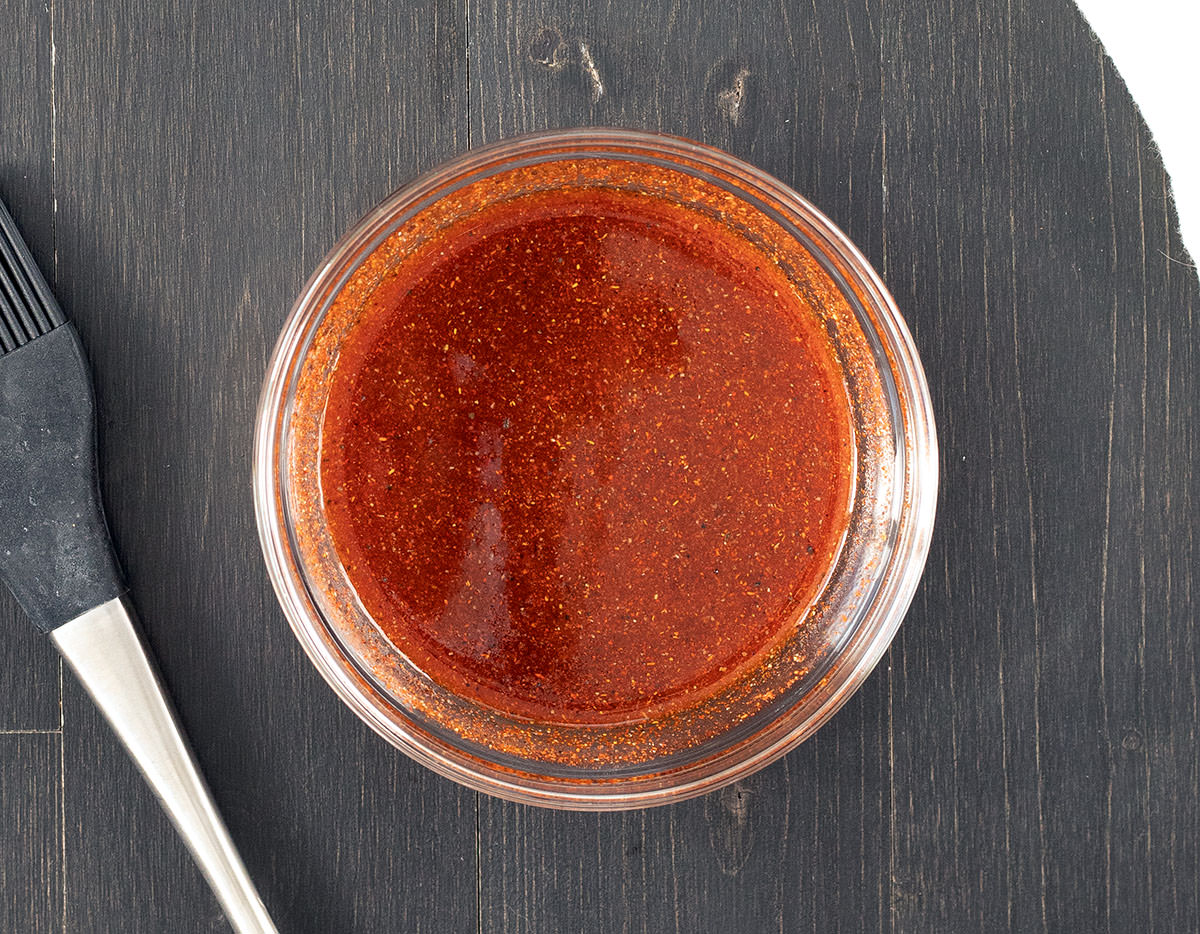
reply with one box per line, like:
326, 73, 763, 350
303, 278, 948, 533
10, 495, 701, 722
320, 185, 853, 724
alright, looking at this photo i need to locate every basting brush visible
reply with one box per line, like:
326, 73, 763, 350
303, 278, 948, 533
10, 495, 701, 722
0, 196, 278, 934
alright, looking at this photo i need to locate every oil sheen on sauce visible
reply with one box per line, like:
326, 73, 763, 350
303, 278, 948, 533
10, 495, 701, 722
319, 184, 854, 725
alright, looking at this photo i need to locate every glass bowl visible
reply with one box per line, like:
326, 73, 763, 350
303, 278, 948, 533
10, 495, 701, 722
253, 128, 937, 809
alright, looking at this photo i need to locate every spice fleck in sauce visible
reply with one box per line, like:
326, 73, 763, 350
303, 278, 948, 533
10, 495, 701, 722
320, 183, 853, 725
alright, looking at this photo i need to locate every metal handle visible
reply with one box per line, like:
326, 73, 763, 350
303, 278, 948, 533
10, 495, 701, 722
53, 597, 279, 934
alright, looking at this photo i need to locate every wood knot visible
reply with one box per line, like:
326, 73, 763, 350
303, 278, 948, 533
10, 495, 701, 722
528, 26, 569, 71
717, 67, 751, 126
706, 780, 756, 876
526, 26, 605, 103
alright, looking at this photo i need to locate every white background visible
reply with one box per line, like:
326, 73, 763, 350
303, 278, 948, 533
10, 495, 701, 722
1074, 0, 1200, 265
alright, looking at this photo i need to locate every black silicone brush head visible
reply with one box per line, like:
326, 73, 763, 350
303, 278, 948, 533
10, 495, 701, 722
0, 199, 64, 353
0, 197, 124, 630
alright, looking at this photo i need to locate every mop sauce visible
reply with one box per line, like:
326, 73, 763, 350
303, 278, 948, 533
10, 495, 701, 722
319, 175, 854, 725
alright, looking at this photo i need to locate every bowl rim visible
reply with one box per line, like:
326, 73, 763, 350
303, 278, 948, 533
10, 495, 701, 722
253, 127, 938, 809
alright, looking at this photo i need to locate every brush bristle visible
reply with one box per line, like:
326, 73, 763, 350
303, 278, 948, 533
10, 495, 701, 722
0, 197, 65, 355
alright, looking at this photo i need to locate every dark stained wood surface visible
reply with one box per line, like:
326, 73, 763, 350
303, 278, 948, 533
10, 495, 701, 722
0, 0, 1196, 931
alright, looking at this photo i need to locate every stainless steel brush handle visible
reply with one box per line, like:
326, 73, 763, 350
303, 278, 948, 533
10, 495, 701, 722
53, 597, 279, 934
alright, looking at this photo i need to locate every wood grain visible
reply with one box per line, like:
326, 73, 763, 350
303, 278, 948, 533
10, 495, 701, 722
0, 734, 62, 933
0, 0, 1195, 931
881, 2, 1041, 928
880, 2, 1198, 930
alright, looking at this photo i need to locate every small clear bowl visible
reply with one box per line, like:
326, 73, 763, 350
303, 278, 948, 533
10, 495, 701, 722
253, 129, 937, 809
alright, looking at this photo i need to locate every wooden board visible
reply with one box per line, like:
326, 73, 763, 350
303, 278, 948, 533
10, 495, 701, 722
0, 0, 1195, 930
0, 8, 65, 931
0, 734, 62, 933
51, 1, 475, 931
0, 0, 61, 733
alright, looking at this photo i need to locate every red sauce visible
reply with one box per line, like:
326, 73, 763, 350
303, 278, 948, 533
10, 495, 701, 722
320, 183, 853, 725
